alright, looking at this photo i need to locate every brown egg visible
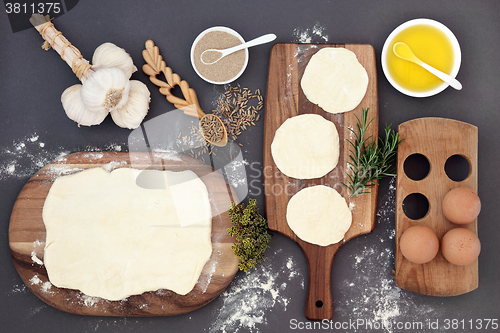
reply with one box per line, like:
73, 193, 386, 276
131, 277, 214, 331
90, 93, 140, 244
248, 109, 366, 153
400, 225, 439, 264
441, 227, 481, 266
442, 187, 481, 225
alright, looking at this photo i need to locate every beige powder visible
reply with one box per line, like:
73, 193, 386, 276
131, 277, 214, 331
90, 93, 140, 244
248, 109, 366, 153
193, 31, 246, 83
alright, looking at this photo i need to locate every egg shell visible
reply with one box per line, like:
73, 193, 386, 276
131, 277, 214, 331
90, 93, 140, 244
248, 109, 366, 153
399, 225, 440, 264
441, 227, 481, 266
442, 187, 481, 225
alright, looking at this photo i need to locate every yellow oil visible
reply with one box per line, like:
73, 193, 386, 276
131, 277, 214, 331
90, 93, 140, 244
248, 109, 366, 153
386, 24, 455, 92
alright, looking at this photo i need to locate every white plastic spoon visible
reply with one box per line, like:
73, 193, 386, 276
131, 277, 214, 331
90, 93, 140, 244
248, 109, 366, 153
393, 42, 462, 90
201, 33, 277, 65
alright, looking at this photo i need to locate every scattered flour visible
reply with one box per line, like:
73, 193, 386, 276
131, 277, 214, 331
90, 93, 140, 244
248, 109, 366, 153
209, 252, 303, 333
30, 239, 45, 265
28, 305, 46, 317
30, 251, 44, 266
0, 133, 126, 180
336, 177, 439, 333
6, 163, 15, 174
224, 159, 249, 189
101, 160, 128, 172
293, 22, 329, 43
41, 281, 53, 293
151, 149, 183, 161
29, 275, 42, 285
81, 294, 101, 307
0, 134, 48, 180
54, 152, 69, 161
28, 273, 106, 308
10, 284, 27, 294
45, 165, 84, 178
106, 143, 122, 151
198, 248, 222, 294
285, 256, 300, 280
82, 151, 104, 159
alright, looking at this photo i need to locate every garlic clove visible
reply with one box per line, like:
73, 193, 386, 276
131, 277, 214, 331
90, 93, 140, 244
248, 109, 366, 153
81, 67, 131, 113
110, 80, 150, 129
92, 42, 137, 79
62, 84, 109, 126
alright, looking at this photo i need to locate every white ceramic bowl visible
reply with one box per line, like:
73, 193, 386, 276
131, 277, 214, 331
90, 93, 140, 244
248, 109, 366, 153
381, 18, 461, 97
190, 26, 249, 85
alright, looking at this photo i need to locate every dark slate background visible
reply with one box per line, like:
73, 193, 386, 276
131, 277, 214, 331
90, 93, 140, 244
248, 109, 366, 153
1, 1, 499, 332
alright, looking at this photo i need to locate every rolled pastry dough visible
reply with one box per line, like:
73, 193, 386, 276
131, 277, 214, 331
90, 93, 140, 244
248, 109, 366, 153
301, 47, 368, 114
271, 114, 339, 179
286, 185, 352, 246
42, 167, 212, 301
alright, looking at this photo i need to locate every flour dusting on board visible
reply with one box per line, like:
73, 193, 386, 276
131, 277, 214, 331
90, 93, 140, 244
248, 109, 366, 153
41, 281, 53, 293
293, 22, 329, 43
30, 251, 43, 265
209, 252, 303, 333
28, 273, 106, 308
80, 294, 100, 307
101, 160, 127, 172
152, 149, 182, 161
29, 275, 42, 285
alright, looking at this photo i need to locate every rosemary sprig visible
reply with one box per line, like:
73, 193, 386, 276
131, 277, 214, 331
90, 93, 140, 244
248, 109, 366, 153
227, 199, 271, 272
341, 108, 402, 197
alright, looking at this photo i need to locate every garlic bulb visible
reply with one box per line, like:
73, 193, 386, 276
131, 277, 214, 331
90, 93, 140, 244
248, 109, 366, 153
61, 66, 149, 128
110, 80, 150, 129
62, 84, 108, 126
81, 67, 130, 113
60, 44, 150, 129
32, 16, 150, 129
92, 43, 137, 79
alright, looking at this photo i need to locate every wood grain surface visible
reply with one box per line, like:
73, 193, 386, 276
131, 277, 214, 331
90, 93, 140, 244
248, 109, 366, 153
395, 118, 478, 296
9, 151, 239, 316
263, 43, 379, 320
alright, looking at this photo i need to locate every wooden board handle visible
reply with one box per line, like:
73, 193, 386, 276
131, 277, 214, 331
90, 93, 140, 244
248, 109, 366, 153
302, 244, 339, 320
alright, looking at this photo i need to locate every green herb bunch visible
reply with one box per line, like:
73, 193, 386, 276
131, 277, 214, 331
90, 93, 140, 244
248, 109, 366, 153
341, 108, 402, 197
227, 199, 271, 272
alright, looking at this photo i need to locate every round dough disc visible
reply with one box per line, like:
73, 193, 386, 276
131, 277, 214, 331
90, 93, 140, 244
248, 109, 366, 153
286, 185, 352, 246
271, 114, 339, 179
301, 47, 369, 114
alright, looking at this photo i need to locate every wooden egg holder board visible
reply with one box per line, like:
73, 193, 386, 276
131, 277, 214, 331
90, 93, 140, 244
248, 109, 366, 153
395, 117, 478, 296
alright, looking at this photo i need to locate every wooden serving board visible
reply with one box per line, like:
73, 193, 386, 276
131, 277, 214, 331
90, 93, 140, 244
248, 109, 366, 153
9, 151, 239, 316
263, 43, 379, 320
395, 118, 478, 296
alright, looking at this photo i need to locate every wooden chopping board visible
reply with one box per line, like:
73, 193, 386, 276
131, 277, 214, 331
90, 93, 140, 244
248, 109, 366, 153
263, 43, 379, 320
9, 151, 239, 316
395, 118, 478, 296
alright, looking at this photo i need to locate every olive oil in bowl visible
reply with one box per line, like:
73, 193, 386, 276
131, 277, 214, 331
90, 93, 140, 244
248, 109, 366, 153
382, 19, 461, 97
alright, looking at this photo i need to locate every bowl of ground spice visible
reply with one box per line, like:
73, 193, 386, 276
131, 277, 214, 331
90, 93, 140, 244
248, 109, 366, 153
191, 26, 248, 85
